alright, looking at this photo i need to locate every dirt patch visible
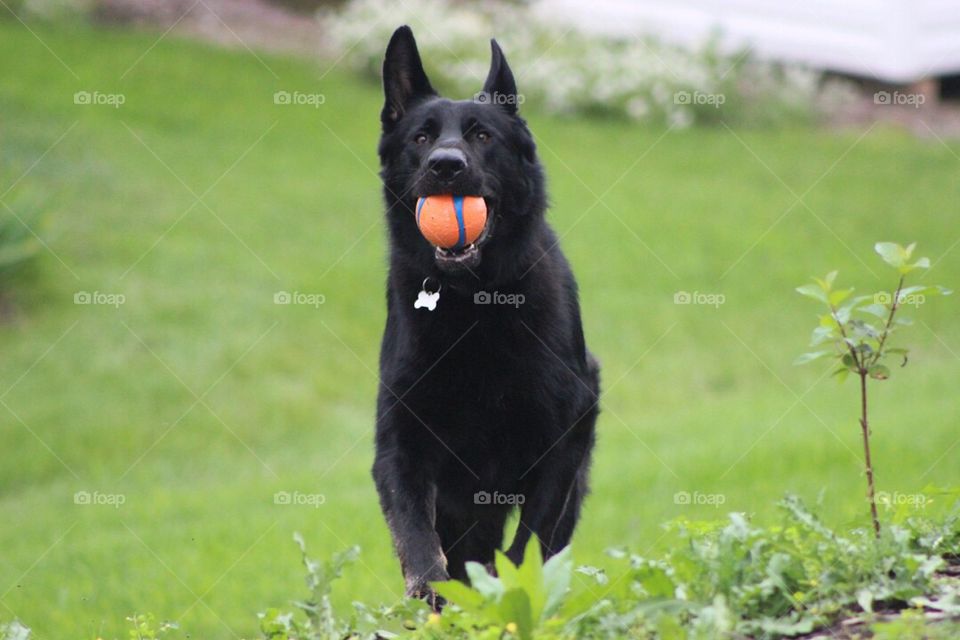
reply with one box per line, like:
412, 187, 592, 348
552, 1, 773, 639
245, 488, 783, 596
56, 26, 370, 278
826, 77, 960, 139
795, 560, 960, 639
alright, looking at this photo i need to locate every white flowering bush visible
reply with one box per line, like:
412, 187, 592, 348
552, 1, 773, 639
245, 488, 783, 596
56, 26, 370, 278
321, 0, 834, 127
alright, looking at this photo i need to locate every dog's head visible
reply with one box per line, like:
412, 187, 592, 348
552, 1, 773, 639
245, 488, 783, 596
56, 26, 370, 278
378, 26, 545, 278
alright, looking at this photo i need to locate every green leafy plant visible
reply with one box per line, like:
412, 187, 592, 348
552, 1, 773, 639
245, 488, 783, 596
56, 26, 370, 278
0, 183, 48, 283
431, 538, 574, 640
125, 613, 179, 640
4, 496, 959, 639
796, 242, 951, 536
258, 533, 362, 640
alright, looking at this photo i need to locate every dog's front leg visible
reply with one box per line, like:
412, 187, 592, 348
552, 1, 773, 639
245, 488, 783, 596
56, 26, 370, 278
372, 448, 449, 607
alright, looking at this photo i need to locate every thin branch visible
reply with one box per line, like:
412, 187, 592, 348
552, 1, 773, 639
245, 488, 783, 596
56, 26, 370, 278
859, 370, 881, 538
871, 275, 905, 369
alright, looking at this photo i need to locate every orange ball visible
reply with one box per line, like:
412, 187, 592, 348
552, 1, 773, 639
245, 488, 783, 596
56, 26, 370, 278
415, 195, 487, 250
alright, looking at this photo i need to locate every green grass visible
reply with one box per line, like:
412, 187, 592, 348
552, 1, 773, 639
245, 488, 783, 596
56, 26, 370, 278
0, 19, 958, 640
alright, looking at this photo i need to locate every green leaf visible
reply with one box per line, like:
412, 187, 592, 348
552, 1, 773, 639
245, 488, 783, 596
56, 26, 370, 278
793, 350, 832, 365
833, 366, 850, 383
636, 564, 676, 599
828, 287, 854, 306
497, 588, 533, 640
813, 271, 838, 292
819, 313, 839, 329
886, 347, 909, 367
875, 242, 906, 269
898, 285, 926, 298
837, 295, 872, 321
868, 364, 890, 380
897, 284, 952, 301
433, 580, 487, 615
809, 326, 838, 346
516, 538, 546, 622
542, 546, 573, 618
848, 319, 879, 340
859, 303, 888, 318
494, 549, 521, 591
901, 256, 931, 274
796, 283, 827, 303
656, 614, 686, 640
466, 561, 505, 600
575, 565, 607, 585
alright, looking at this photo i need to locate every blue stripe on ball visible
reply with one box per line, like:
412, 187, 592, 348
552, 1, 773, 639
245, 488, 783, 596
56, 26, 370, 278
453, 196, 466, 250
416, 197, 425, 226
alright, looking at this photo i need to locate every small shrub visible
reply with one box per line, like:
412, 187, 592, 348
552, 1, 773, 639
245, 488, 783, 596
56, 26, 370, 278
796, 242, 951, 535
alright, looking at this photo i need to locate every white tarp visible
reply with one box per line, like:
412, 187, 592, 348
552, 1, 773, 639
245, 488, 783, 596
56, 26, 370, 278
535, 0, 960, 82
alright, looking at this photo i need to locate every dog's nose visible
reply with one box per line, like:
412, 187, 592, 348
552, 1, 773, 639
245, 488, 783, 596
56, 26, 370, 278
427, 148, 467, 181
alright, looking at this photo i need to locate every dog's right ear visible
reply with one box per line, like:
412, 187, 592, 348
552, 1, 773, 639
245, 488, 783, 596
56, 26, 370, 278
381, 26, 436, 132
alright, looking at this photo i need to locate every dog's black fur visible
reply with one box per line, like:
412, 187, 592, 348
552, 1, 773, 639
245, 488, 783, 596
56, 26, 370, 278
372, 26, 599, 606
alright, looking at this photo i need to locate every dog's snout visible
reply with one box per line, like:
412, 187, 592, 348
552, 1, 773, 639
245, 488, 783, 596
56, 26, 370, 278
427, 148, 467, 181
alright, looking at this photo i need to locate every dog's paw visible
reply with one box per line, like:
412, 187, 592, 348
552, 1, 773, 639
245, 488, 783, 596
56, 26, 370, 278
405, 571, 449, 612
405, 582, 447, 611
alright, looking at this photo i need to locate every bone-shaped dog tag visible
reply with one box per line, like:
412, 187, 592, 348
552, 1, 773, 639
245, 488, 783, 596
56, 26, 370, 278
414, 289, 439, 311
414, 278, 441, 311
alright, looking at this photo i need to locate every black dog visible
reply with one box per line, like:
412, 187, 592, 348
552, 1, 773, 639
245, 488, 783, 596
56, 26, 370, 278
372, 26, 599, 606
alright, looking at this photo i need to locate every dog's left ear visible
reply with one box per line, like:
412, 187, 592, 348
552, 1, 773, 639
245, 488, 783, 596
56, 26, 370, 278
482, 39, 519, 115
381, 26, 437, 132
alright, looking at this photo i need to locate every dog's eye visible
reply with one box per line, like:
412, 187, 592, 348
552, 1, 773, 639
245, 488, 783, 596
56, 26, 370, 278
414, 133, 429, 145
476, 131, 491, 143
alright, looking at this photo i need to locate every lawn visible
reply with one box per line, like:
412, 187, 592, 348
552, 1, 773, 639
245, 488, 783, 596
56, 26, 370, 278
0, 18, 958, 640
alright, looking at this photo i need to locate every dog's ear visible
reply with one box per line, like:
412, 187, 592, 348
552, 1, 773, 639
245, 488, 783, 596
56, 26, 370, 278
482, 39, 519, 115
381, 26, 436, 132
